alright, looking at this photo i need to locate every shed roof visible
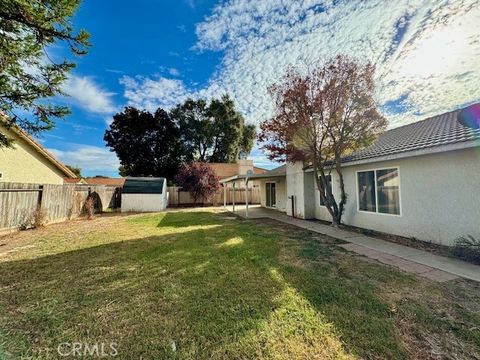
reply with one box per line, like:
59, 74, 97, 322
123, 177, 165, 194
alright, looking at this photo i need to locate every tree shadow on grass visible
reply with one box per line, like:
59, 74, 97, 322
0, 212, 409, 359
123, 211, 229, 229
0, 224, 285, 359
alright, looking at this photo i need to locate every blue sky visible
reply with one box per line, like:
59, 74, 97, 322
43, 0, 480, 177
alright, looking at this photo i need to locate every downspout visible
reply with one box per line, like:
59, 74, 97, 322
288, 195, 295, 218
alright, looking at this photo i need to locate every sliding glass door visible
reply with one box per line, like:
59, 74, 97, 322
266, 182, 276, 208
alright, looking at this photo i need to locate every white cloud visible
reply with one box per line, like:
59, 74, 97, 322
120, 75, 193, 111
62, 76, 116, 113
192, 0, 480, 127
49, 144, 120, 173
248, 146, 278, 170
118, 0, 480, 170
185, 0, 196, 9
169, 68, 181, 76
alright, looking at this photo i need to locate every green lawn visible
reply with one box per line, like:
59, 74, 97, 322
0, 210, 479, 359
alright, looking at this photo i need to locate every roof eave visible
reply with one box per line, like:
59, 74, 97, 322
304, 140, 479, 171
0, 118, 77, 179
220, 172, 286, 183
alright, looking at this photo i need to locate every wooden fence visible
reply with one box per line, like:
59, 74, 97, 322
0, 182, 120, 232
167, 186, 261, 207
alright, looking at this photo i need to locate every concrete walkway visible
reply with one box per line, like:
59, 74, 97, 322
225, 205, 480, 283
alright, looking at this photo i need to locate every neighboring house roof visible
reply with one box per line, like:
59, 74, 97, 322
123, 177, 165, 194
264, 164, 286, 176
85, 177, 126, 186
254, 166, 269, 174
195, 161, 267, 180
0, 118, 76, 179
64, 178, 87, 184
341, 103, 480, 165
207, 163, 240, 179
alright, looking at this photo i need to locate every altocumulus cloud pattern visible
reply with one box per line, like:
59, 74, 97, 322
122, 0, 480, 128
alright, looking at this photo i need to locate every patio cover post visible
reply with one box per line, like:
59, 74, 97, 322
245, 178, 249, 218
232, 182, 235, 213
223, 184, 226, 208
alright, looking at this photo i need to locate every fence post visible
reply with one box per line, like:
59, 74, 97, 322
37, 185, 44, 211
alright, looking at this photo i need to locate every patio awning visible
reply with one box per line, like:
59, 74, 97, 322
220, 164, 286, 184
220, 165, 286, 218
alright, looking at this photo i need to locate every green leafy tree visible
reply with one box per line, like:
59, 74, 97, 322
0, 0, 90, 147
66, 165, 82, 178
171, 95, 255, 163
104, 107, 189, 179
239, 123, 256, 159
170, 99, 212, 162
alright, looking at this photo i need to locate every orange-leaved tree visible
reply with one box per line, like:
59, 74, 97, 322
258, 55, 387, 226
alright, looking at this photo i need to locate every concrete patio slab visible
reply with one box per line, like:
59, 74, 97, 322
224, 205, 480, 283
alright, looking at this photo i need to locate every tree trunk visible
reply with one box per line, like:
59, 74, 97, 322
335, 155, 347, 225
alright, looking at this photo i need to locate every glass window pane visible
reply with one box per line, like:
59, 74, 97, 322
266, 183, 271, 207
271, 183, 276, 207
376, 169, 400, 215
358, 171, 376, 212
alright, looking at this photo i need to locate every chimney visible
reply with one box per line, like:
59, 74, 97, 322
237, 159, 254, 175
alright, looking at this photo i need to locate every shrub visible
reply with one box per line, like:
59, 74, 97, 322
31, 207, 46, 228
175, 163, 220, 204
452, 235, 480, 265
84, 197, 96, 220
19, 207, 46, 230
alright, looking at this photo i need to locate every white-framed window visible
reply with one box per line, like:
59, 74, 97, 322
318, 174, 332, 206
357, 167, 401, 216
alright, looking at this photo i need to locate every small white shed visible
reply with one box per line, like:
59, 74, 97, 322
121, 177, 168, 212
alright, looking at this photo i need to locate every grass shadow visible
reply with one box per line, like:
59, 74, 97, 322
1, 213, 352, 359
1, 211, 477, 359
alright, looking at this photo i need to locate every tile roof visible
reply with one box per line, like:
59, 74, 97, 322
205, 163, 241, 179
85, 177, 126, 186
194, 161, 267, 179
254, 166, 268, 174
342, 103, 480, 164
266, 164, 286, 176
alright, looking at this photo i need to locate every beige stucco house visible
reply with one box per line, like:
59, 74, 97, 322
223, 104, 480, 246
0, 122, 76, 184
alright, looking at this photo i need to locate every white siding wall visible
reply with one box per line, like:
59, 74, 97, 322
121, 181, 168, 212
121, 193, 167, 212
285, 162, 315, 219
311, 147, 480, 245
260, 178, 287, 212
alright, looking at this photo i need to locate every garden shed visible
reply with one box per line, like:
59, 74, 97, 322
121, 177, 168, 212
